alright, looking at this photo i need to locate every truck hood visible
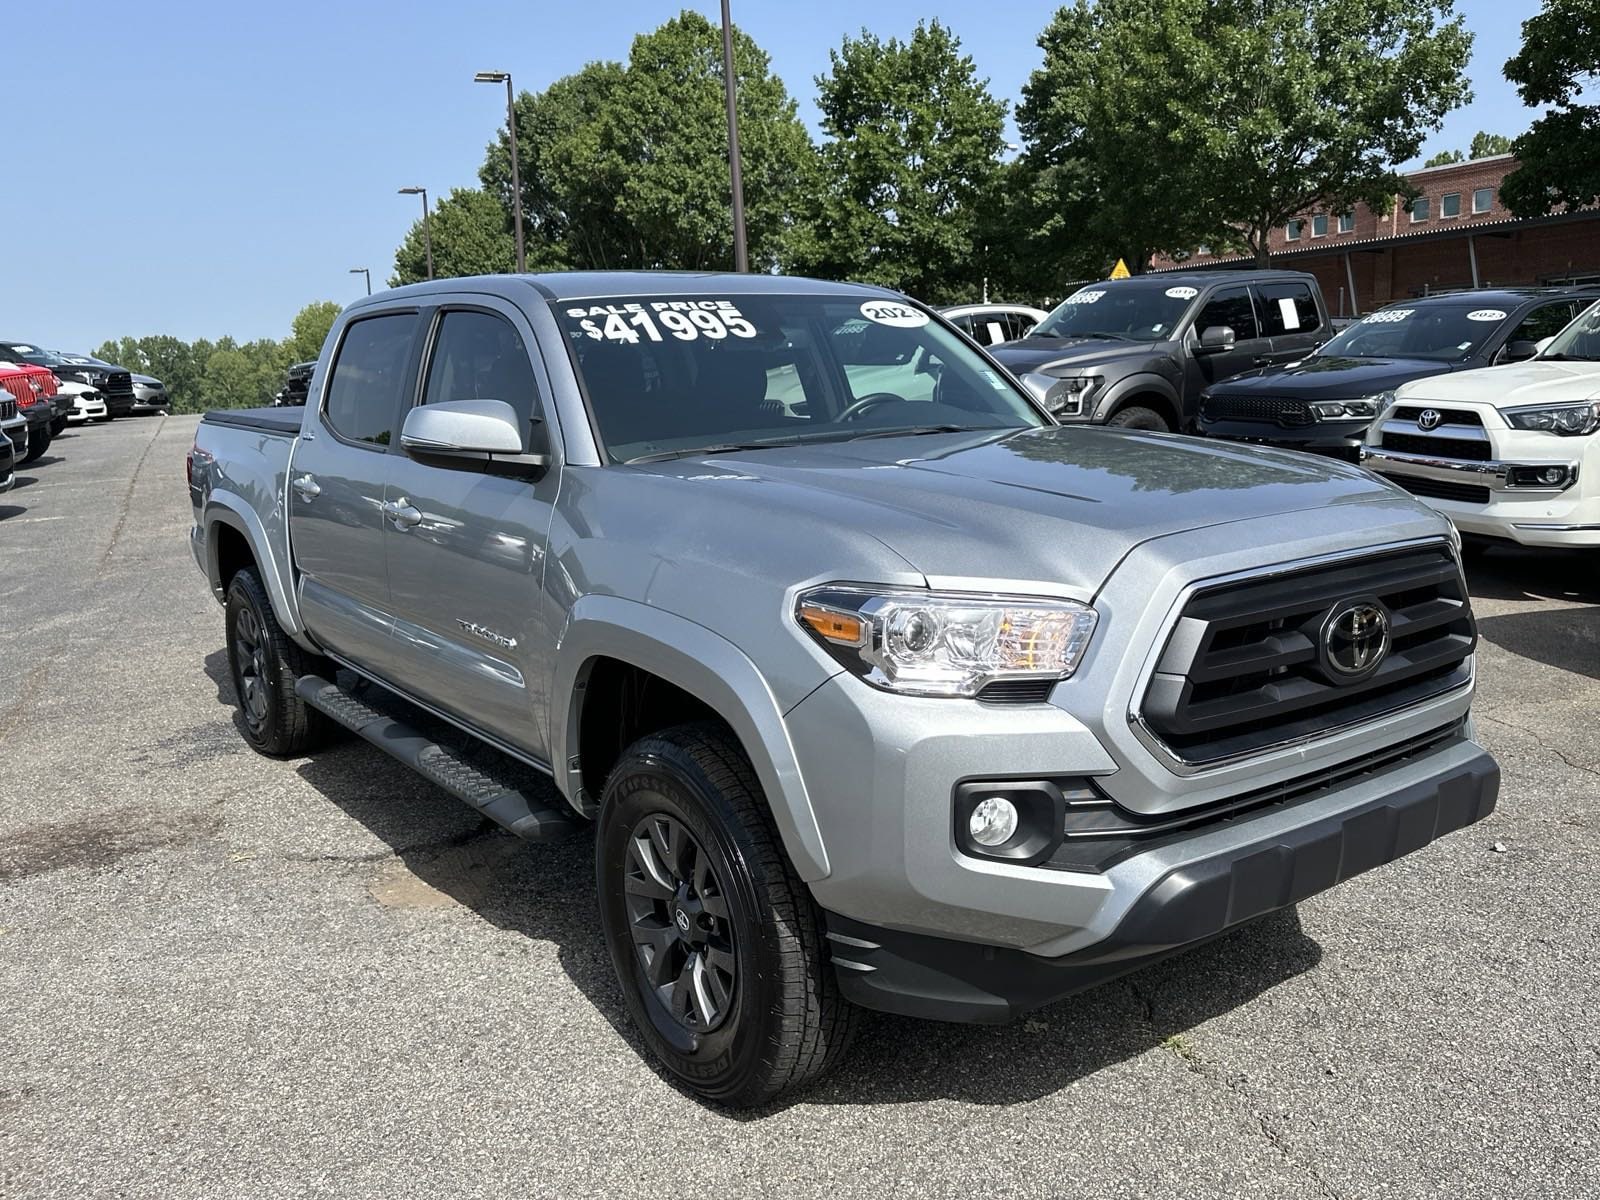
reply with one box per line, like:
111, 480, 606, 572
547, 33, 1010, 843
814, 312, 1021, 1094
988, 337, 1158, 375
627, 426, 1409, 594
1211, 355, 1454, 399
1397, 359, 1600, 408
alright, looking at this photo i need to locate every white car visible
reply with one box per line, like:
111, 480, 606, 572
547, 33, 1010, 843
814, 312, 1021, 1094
939, 303, 1049, 347
57, 378, 109, 423
1362, 301, 1600, 548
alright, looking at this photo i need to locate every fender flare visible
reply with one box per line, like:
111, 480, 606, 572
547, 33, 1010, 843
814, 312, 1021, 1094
553, 595, 831, 881
202, 491, 305, 638
1096, 373, 1183, 428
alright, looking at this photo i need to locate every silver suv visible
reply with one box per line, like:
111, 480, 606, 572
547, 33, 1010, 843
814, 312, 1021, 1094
188, 273, 1497, 1105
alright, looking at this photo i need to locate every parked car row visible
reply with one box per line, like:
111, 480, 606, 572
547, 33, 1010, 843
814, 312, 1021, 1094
969, 272, 1600, 550
0, 339, 167, 498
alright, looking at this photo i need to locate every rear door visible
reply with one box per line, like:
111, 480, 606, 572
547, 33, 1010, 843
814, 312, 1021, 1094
381, 299, 562, 761
288, 310, 423, 671
1253, 278, 1325, 364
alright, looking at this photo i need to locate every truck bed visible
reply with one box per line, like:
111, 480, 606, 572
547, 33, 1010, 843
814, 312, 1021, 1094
201, 406, 303, 435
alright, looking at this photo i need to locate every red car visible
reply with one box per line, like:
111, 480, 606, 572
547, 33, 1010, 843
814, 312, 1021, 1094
0, 363, 57, 464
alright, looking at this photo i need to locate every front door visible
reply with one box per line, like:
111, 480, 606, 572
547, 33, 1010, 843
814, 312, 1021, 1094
1184, 285, 1269, 415
289, 311, 422, 671
382, 302, 561, 762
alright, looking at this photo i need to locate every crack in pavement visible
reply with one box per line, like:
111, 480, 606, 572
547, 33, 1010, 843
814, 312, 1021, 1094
98, 414, 169, 575
1476, 710, 1600, 781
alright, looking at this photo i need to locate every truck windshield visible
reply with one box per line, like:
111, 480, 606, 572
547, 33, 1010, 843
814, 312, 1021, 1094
1026, 282, 1198, 342
1318, 304, 1509, 362
554, 294, 1048, 462
1539, 300, 1600, 361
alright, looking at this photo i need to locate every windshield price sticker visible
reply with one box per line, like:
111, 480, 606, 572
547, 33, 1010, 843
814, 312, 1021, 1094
1065, 290, 1105, 305
859, 300, 928, 328
1365, 309, 1414, 324
1164, 286, 1199, 300
1466, 309, 1508, 322
567, 299, 757, 343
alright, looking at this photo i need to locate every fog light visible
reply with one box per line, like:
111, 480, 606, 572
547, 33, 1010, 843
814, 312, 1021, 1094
968, 797, 1019, 847
1540, 466, 1565, 485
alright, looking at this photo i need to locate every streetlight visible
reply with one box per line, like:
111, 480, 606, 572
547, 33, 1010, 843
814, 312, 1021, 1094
349, 267, 371, 296
474, 70, 526, 274
718, 0, 748, 272
398, 186, 433, 280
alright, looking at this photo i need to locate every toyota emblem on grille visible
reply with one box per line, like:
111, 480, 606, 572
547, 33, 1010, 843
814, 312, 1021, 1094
1416, 409, 1442, 431
1321, 599, 1390, 679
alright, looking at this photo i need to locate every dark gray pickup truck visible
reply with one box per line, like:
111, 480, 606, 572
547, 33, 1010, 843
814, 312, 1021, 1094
188, 271, 1496, 1105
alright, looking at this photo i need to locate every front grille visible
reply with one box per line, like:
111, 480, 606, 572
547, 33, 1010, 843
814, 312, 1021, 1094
1203, 394, 1313, 426
0, 398, 15, 421
1384, 474, 1492, 504
1393, 406, 1482, 427
102, 371, 134, 398
1380, 431, 1493, 461
1139, 544, 1474, 765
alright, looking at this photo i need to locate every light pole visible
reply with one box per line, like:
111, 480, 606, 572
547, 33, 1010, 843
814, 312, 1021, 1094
475, 70, 526, 274
349, 267, 371, 296
398, 186, 433, 280
718, 0, 748, 272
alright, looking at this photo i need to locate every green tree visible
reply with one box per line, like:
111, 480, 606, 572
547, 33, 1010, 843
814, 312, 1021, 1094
1425, 148, 1466, 167
1470, 130, 1513, 158
1023, 0, 1474, 269
288, 301, 341, 363
795, 20, 1007, 302
1502, 0, 1600, 216
392, 187, 518, 286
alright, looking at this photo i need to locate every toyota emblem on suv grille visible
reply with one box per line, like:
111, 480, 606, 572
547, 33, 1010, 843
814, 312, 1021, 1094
1416, 409, 1442, 431
1321, 600, 1390, 679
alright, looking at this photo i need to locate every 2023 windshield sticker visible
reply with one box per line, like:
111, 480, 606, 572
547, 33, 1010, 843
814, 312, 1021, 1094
564, 299, 758, 343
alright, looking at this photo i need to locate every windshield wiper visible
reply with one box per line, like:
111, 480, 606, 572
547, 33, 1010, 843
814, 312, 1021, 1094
624, 437, 810, 464
846, 424, 976, 441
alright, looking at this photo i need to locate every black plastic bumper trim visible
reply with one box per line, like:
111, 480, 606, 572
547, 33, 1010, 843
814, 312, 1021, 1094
827, 744, 1498, 1024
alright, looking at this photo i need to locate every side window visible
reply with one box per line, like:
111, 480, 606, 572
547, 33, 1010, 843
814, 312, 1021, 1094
323, 314, 418, 447
1255, 281, 1321, 337
422, 310, 541, 448
1194, 287, 1260, 342
1507, 302, 1576, 348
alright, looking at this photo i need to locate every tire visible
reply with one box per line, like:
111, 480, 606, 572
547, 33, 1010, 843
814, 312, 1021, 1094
224, 567, 337, 756
21, 425, 50, 464
1106, 404, 1171, 431
51, 416, 67, 437
596, 723, 858, 1107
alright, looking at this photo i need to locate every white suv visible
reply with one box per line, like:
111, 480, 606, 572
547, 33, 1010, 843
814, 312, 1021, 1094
1362, 300, 1600, 548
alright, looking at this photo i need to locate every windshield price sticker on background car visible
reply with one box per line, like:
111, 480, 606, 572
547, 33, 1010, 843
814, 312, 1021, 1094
1365, 308, 1415, 324
859, 300, 928, 328
565, 299, 758, 343
1466, 309, 1508, 322
1164, 286, 1199, 300
1065, 290, 1106, 305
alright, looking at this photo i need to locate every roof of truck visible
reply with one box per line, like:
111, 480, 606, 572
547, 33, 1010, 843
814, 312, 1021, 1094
370, 272, 897, 308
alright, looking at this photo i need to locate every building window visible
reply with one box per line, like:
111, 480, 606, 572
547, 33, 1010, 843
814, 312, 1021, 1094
1286, 219, 1303, 241
1338, 212, 1355, 233
1473, 187, 1494, 214
1441, 192, 1461, 218
1410, 196, 1430, 223
1311, 214, 1328, 237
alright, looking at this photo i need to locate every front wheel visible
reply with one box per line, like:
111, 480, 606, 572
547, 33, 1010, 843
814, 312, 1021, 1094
596, 724, 857, 1106
21, 426, 50, 463
1105, 404, 1171, 431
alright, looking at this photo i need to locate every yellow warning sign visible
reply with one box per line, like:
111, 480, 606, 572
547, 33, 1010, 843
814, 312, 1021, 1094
1110, 258, 1131, 280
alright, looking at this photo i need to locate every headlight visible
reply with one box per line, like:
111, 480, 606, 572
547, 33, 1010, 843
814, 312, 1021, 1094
1310, 390, 1392, 421
1020, 372, 1100, 419
1503, 401, 1600, 435
796, 586, 1097, 697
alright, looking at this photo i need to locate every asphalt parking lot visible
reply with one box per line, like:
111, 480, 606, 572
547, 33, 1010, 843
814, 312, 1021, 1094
2, 414, 1596, 1198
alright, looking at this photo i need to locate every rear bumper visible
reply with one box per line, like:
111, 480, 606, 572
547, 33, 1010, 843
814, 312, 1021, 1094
827, 740, 1498, 1023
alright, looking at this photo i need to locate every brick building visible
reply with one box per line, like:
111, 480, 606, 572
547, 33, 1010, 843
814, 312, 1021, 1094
1150, 155, 1600, 316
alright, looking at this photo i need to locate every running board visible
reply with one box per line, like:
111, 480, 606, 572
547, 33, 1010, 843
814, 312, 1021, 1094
295, 673, 580, 841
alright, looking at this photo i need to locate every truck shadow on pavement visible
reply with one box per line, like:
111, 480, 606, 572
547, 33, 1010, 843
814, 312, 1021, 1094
204, 651, 1324, 1111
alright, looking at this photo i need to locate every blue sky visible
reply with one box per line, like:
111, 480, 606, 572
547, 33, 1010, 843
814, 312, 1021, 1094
6, 0, 1547, 352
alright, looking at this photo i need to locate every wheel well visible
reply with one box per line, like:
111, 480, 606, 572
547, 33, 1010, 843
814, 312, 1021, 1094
213, 523, 254, 588
1109, 391, 1181, 428
576, 658, 724, 800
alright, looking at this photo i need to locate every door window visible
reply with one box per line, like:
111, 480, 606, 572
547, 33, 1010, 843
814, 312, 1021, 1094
1505, 302, 1577, 349
323, 314, 418, 447
422, 310, 541, 448
1194, 288, 1260, 342
1254, 281, 1320, 336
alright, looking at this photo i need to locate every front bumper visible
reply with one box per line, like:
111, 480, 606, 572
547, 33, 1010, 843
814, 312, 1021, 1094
67, 398, 108, 422
828, 736, 1498, 1022
0, 436, 14, 491
131, 393, 168, 411
1199, 416, 1371, 459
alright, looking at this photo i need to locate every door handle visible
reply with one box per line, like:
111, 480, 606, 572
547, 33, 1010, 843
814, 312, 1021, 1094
1252, 356, 1272, 367
383, 498, 423, 529
291, 474, 321, 501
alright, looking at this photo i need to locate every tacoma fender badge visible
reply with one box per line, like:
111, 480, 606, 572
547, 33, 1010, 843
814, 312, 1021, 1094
456, 620, 517, 650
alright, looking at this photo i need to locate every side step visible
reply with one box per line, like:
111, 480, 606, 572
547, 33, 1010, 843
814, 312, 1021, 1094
295, 673, 581, 841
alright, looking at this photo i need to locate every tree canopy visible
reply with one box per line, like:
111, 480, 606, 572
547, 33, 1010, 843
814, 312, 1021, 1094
1424, 130, 1513, 167
1502, 0, 1600, 216
392, 188, 517, 286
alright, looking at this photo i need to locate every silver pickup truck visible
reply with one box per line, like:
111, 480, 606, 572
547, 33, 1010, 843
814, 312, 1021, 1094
188, 272, 1498, 1106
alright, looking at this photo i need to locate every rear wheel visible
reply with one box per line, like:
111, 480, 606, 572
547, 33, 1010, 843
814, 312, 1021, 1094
596, 723, 857, 1106
1106, 404, 1171, 431
224, 568, 336, 756
21, 425, 50, 463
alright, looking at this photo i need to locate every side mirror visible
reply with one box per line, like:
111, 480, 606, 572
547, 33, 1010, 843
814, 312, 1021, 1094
1535, 336, 1555, 354
1197, 325, 1236, 354
1502, 339, 1539, 363
401, 398, 549, 478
